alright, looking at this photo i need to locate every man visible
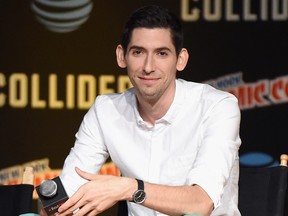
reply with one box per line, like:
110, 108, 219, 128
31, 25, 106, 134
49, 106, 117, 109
48, 5, 241, 216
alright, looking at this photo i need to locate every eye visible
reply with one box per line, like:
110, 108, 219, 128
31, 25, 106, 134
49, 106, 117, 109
157, 50, 169, 57
158, 51, 168, 56
132, 49, 143, 56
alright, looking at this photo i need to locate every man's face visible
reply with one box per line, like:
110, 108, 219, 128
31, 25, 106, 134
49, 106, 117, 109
124, 28, 179, 103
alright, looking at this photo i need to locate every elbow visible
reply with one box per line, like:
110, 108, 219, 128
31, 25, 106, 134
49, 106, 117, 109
184, 197, 213, 216
197, 198, 214, 216
182, 185, 214, 216
193, 185, 214, 216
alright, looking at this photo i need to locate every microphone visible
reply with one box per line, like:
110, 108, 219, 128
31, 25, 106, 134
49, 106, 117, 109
36, 176, 68, 215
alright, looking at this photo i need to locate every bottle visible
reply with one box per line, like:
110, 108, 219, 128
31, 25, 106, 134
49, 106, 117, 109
280, 154, 288, 166
22, 166, 34, 185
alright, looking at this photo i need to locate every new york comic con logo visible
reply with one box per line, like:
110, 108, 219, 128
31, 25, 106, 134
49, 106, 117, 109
204, 72, 288, 110
31, 0, 93, 33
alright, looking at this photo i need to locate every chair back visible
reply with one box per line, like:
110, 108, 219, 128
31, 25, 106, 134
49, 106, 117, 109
238, 154, 288, 216
0, 184, 34, 216
0, 166, 35, 216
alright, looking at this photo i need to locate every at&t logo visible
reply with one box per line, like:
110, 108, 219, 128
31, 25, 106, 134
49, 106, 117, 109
31, 0, 93, 33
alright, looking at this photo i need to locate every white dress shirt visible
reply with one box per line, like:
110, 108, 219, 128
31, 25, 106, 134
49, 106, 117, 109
60, 79, 241, 216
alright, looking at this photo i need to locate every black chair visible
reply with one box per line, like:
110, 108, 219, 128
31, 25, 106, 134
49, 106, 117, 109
0, 184, 34, 216
238, 154, 288, 216
0, 167, 35, 216
117, 200, 128, 216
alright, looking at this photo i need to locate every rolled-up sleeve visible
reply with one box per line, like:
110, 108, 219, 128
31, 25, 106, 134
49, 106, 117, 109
187, 94, 241, 208
60, 97, 109, 197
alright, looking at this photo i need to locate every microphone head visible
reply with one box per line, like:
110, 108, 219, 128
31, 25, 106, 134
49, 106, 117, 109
39, 179, 58, 198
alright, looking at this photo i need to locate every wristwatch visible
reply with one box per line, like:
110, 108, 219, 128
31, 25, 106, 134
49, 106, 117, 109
132, 179, 147, 204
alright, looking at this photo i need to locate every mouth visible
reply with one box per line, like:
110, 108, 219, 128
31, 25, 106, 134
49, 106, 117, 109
139, 75, 160, 80
138, 76, 160, 84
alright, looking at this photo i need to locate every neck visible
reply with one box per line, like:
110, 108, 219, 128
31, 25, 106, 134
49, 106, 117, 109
137, 85, 176, 125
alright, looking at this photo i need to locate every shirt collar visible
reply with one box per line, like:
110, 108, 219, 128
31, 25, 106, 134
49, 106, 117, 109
132, 79, 184, 126
161, 79, 184, 124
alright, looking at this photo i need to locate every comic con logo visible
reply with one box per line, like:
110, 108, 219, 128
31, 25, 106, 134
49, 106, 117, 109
31, 0, 93, 33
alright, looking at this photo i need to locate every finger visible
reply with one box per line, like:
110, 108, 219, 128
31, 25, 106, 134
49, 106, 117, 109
73, 205, 93, 216
75, 167, 95, 181
86, 210, 99, 216
56, 211, 73, 216
58, 190, 84, 214
58, 200, 81, 215
74, 203, 100, 216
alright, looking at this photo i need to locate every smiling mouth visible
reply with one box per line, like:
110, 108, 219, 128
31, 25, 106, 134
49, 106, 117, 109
139, 76, 159, 81
138, 77, 160, 85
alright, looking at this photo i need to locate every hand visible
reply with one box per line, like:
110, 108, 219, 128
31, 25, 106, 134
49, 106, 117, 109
40, 203, 63, 216
39, 203, 61, 216
39, 203, 48, 216
57, 167, 132, 216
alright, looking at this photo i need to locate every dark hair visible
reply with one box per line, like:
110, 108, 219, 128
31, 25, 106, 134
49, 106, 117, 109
121, 5, 184, 56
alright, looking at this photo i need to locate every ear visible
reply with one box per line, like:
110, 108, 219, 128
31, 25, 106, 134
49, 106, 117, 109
176, 48, 189, 71
116, 45, 127, 68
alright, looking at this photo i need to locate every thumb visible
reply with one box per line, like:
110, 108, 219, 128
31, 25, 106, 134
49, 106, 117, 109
75, 167, 96, 181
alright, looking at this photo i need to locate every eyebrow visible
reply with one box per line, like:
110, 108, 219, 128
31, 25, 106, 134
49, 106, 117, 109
128, 45, 172, 53
128, 45, 144, 52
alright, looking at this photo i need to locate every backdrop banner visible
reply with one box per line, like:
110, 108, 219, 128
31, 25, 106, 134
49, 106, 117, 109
0, 0, 287, 206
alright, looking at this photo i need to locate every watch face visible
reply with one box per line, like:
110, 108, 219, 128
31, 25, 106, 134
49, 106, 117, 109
133, 189, 147, 204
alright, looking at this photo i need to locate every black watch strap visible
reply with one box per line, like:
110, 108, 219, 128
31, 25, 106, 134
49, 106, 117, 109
136, 179, 144, 190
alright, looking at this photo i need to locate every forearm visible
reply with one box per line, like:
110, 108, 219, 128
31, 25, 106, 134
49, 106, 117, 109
145, 183, 213, 216
124, 178, 214, 216
57, 171, 214, 216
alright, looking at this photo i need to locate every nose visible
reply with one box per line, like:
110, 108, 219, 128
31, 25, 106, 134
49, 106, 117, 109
143, 54, 155, 74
